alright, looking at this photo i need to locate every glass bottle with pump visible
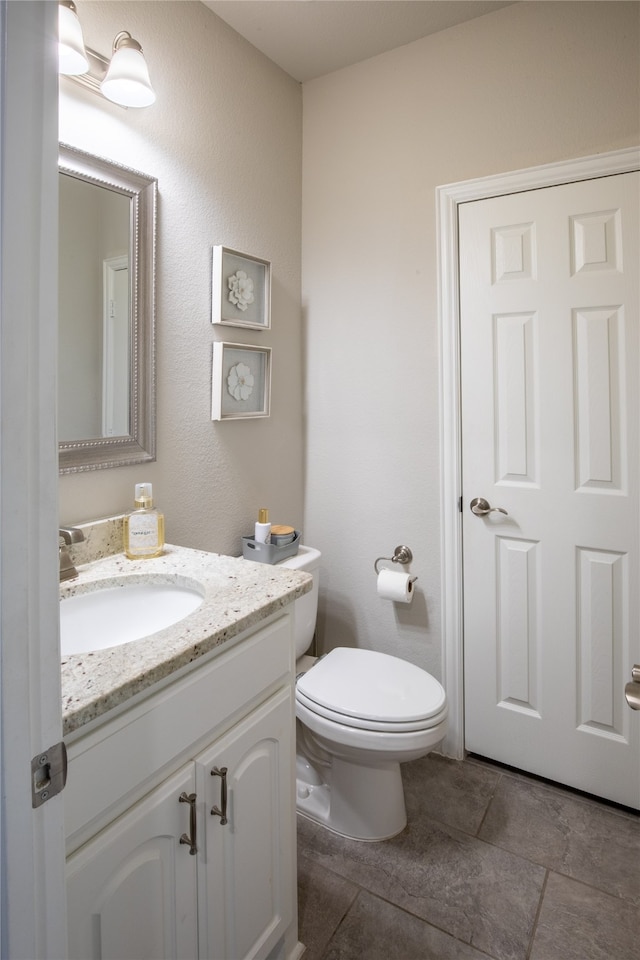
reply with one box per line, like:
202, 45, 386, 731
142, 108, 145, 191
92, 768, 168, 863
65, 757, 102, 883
124, 482, 165, 559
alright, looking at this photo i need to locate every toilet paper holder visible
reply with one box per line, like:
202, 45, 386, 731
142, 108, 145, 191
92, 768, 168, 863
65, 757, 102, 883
374, 545, 417, 583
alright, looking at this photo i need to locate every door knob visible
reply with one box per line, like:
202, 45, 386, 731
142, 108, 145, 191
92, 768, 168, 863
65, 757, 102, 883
625, 664, 640, 711
470, 497, 508, 517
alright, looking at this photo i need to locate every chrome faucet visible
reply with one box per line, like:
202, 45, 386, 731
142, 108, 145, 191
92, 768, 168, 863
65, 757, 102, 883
59, 527, 85, 582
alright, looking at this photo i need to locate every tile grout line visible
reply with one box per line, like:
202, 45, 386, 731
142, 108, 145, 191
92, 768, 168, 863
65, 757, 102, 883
473, 769, 504, 837
526, 869, 550, 960
316, 885, 360, 960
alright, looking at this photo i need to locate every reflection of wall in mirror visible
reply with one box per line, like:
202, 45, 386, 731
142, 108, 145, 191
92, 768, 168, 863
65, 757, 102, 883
58, 174, 129, 441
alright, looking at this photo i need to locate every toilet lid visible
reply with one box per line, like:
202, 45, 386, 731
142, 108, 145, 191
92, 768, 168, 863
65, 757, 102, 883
296, 647, 446, 724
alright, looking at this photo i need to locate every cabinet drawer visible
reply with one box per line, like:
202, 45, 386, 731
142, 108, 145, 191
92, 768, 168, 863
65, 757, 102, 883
65, 612, 292, 851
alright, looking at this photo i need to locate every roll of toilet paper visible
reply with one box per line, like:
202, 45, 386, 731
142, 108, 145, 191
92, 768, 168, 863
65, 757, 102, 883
376, 569, 415, 604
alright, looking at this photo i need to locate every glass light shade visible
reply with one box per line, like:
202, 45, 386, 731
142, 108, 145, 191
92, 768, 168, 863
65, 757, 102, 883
101, 42, 156, 108
58, 1, 89, 75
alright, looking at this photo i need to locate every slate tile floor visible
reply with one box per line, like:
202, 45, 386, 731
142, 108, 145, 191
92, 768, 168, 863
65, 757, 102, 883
297, 755, 640, 960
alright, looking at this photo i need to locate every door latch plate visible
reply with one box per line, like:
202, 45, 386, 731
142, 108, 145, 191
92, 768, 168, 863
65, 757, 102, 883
31, 741, 67, 808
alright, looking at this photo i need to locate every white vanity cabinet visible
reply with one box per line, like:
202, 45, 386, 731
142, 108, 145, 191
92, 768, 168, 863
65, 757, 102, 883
67, 763, 200, 959
196, 690, 294, 960
64, 612, 299, 960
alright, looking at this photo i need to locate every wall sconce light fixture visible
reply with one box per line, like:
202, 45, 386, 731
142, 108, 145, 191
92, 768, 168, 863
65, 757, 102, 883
101, 32, 156, 108
58, 0, 89, 75
58, 1, 156, 108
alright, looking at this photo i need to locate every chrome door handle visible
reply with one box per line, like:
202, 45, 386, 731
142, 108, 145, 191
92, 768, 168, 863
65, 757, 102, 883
625, 664, 640, 711
470, 497, 508, 517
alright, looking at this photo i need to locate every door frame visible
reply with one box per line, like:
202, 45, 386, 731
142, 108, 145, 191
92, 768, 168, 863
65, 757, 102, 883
437, 146, 640, 760
1, 2, 67, 957
102, 254, 129, 437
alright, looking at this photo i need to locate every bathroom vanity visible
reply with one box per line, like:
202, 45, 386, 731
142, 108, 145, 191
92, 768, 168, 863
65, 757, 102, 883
61, 524, 310, 960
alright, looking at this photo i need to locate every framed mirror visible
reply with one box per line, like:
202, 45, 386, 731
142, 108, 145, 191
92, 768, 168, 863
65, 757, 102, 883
58, 143, 157, 473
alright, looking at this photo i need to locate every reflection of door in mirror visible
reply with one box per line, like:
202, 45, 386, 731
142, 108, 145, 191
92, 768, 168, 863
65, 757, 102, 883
58, 173, 130, 441
102, 255, 129, 436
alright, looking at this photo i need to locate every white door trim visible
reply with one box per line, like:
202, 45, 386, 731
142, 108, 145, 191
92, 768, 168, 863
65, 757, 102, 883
437, 147, 640, 760
102, 254, 129, 437
1, 2, 67, 957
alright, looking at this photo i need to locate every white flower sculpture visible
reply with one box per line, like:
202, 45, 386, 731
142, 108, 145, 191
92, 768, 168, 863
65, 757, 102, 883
227, 362, 254, 402
227, 270, 255, 312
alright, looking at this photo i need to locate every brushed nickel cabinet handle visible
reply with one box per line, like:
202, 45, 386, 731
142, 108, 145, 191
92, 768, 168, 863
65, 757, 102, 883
179, 791, 198, 854
210, 766, 228, 825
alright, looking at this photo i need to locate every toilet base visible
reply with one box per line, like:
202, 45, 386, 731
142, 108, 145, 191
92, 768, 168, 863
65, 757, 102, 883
295, 754, 407, 841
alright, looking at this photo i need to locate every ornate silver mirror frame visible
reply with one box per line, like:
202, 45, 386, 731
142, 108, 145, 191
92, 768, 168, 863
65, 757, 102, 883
58, 143, 157, 474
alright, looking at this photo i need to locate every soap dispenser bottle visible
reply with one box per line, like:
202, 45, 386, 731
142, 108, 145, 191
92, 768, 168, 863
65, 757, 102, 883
124, 482, 165, 559
255, 508, 271, 544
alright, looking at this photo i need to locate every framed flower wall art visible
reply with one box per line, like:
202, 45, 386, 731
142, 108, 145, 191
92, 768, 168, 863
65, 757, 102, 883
211, 342, 272, 420
212, 246, 271, 330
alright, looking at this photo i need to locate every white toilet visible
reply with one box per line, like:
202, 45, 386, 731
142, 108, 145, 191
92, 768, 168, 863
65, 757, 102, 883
279, 546, 448, 841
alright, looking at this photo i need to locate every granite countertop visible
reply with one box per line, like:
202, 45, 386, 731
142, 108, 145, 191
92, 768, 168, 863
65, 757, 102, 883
61, 543, 311, 736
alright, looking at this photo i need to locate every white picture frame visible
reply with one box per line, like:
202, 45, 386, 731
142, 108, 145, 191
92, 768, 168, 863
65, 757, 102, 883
212, 246, 271, 330
211, 342, 272, 421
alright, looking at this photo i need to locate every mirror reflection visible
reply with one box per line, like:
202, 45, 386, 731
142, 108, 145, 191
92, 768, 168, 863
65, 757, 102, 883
58, 144, 157, 474
59, 174, 130, 441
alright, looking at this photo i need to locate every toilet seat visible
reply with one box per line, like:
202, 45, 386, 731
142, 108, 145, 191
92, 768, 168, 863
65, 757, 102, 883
296, 647, 447, 733
296, 688, 448, 732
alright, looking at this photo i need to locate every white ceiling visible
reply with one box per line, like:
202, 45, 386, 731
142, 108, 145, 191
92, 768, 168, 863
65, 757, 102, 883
201, 1, 516, 83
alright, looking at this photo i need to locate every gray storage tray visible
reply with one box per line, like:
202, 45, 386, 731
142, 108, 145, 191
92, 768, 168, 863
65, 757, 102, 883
242, 531, 300, 564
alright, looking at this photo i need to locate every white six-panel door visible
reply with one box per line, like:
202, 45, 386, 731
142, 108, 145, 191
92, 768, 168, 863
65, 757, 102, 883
459, 172, 639, 808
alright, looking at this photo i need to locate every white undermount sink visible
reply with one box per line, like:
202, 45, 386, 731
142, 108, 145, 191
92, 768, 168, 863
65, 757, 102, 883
60, 578, 204, 656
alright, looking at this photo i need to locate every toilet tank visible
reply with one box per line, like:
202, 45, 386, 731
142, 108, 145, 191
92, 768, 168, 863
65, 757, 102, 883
278, 546, 321, 659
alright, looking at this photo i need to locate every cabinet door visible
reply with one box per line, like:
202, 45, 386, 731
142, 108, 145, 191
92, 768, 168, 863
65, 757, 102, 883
197, 688, 295, 960
67, 764, 199, 960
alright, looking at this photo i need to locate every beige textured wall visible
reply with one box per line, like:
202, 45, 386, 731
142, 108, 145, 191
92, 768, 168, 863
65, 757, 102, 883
58, 1, 303, 556
58, 2, 639, 679
301, 1, 640, 677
